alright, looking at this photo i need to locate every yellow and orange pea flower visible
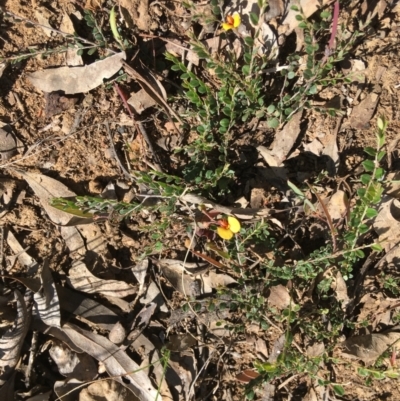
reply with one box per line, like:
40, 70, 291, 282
217, 216, 241, 240
222, 12, 241, 31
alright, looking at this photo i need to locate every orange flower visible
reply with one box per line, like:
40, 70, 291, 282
217, 216, 241, 240
222, 12, 241, 31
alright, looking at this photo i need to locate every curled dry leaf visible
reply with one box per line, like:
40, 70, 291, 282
127, 303, 157, 343
201, 272, 237, 294
6, 229, 39, 275
49, 341, 97, 381
33, 260, 61, 327
62, 323, 160, 401
0, 291, 30, 386
54, 379, 88, 401
140, 281, 168, 313
258, 111, 303, 166
156, 259, 203, 297
27, 52, 126, 94
67, 260, 136, 298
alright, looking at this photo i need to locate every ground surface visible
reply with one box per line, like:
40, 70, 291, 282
1, 0, 400, 400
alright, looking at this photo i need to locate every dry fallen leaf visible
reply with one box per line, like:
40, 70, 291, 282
347, 92, 380, 130
80, 380, 138, 401
28, 52, 126, 94
280, 0, 333, 35
260, 111, 303, 166
67, 260, 136, 298
342, 330, 400, 365
201, 272, 237, 294
0, 291, 30, 386
326, 190, 348, 220
0, 128, 17, 161
268, 285, 293, 310
373, 195, 400, 266
57, 285, 120, 331
139, 281, 168, 313
0, 372, 15, 401
156, 259, 203, 297
33, 260, 61, 327
6, 229, 39, 274
49, 340, 97, 380
16, 170, 106, 258
62, 323, 159, 401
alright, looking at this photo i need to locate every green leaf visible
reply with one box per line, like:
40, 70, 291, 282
288, 71, 296, 79
320, 10, 331, 19
361, 174, 371, 185
357, 188, 366, 198
303, 69, 314, 80
196, 86, 206, 95
377, 150, 386, 162
110, 6, 123, 47
305, 45, 315, 55
287, 180, 305, 199
358, 224, 369, 234
290, 5, 299, 11
220, 118, 230, 128
375, 167, 385, 180
358, 367, 369, 376
371, 371, 385, 380
267, 117, 279, 128
362, 160, 375, 172
371, 243, 383, 252
377, 116, 387, 131
267, 105, 276, 114
222, 106, 231, 116
366, 208, 378, 218
355, 249, 365, 258
385, 370, 400, 379
364, 146, 376, 157
242, 65, 250, 75
244, 37, 254, 47
295, 14, 303, 21
332, 385, 345, 396
308, 84, 318, 94
87, 47, 97, 56
298, 21, 308, 29
250, 12, 259, 25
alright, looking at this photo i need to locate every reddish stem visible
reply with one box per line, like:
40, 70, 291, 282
329, 1, 340, 50
113, 82, 134, 118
